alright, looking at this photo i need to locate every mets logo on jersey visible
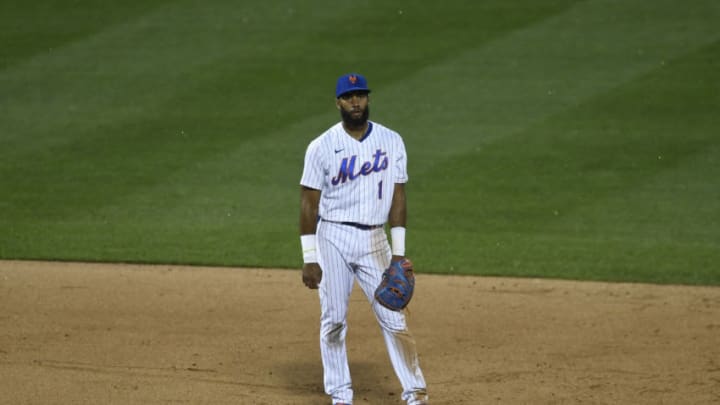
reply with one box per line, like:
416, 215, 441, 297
331, 149, 389, 185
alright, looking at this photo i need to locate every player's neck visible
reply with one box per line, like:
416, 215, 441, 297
342, 121, 368, 140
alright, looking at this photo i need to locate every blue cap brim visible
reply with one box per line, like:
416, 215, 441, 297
336, 88, 371, 98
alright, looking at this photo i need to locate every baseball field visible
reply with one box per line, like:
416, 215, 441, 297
1, 0, 719, 404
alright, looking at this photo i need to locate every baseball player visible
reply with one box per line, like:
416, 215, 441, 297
299, 73, 428, 405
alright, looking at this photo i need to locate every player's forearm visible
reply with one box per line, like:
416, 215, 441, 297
388, 183, 407, 228
389, 183, 407, 258
388, 207, 406, 228
300, 211, 317, 235
300, 187, 320, 235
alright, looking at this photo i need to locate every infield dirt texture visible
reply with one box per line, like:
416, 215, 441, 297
2, 260, 719, 404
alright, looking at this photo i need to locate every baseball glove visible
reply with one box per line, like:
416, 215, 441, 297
374, 258, 415, 311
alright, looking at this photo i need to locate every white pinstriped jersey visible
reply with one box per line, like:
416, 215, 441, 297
300, 121, 408, 226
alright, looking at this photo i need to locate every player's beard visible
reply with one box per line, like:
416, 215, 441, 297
340, 105, 370, 129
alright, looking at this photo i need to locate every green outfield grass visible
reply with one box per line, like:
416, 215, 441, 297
1, 0, 718, 285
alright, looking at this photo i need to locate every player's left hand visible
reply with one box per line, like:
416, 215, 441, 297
374, 258, 415, 311
302, 263, 323, 289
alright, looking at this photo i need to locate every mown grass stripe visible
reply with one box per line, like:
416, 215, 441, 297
411, 40, 719, 283
373, 0, 719, 165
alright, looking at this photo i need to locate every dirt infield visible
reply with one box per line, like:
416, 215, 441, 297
1, 260, 719, 404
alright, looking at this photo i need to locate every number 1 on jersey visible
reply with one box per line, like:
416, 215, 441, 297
378, 181, 383, 199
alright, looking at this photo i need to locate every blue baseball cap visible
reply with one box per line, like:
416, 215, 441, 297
335, 73, 371, 98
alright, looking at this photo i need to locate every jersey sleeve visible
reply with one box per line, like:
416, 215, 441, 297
394, 136, 409, 183
300, 139, 325, 190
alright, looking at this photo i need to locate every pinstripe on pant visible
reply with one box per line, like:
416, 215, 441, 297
317, 220, 426, 404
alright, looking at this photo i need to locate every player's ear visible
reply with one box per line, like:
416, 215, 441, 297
335, 99, 341, 109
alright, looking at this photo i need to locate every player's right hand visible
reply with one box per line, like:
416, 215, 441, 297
302, 263, 322, 289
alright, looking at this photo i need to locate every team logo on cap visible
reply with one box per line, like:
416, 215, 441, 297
349, 75, 358, 84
